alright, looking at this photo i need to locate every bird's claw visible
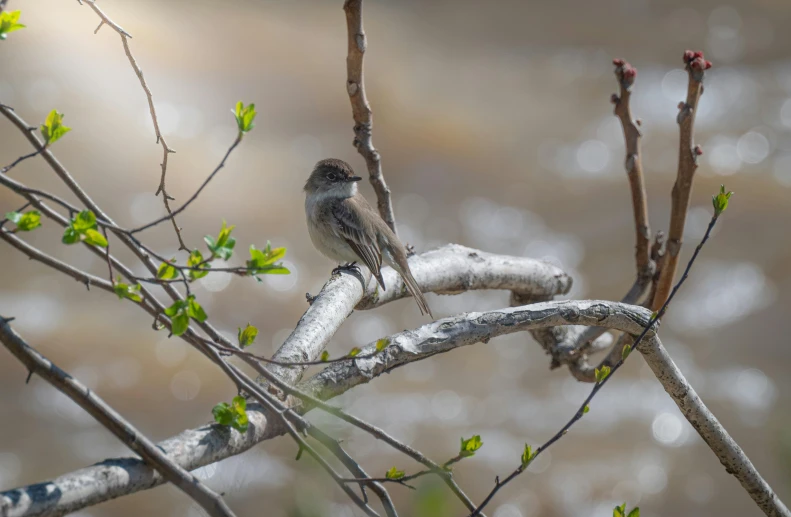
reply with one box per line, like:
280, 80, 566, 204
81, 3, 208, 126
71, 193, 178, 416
332, 262, 360, 276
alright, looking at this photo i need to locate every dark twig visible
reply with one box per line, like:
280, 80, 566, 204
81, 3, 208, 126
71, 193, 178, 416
343, 0, 397, 234
130, 135, 242, 235
1, 149, 42, 174
0, 318, 237, 517
651, 50, 711, 311
471, 210, 721, 516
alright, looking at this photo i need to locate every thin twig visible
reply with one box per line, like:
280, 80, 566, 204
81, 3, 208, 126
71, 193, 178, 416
650, 50, 710, 310
0, 318, 237, 517
130, 135, 242, 234
1, 149, 42, 174
343, 0, 397, 234
471, 210, 721, 516
80, 0, 188, 250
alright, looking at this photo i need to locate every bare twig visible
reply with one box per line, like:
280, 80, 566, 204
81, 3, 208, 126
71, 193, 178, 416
0, 149, 42, 174
0, 318, 237, 517
651, 50, 710, 310
80, 0, 187, 249
342, 0, 397, 234
611, 58, 653, 293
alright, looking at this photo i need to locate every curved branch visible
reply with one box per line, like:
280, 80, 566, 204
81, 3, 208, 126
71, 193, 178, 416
265, 244, 571, 386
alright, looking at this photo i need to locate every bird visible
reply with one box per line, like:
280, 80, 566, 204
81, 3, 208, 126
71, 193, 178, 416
304, 158, 433, 318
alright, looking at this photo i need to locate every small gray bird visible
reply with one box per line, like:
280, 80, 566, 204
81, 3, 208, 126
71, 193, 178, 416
304, 158, 433, 318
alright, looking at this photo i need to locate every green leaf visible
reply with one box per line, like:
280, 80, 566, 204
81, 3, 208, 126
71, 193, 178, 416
385, 466, 405, 480
626, 508, 640, 517
0, 11, 26, 40
163, 299, 187, 317
187, 249, 210, 280
83, 229, 108, 247
375, 338, 389, 352
40, 109, 71, 146
157, 260, 178, 280
205, 221, 236, 260
231, 395, 249, 433
73, 210, 97, 232
348, 347, 362, 357
6, 210, 41, 231
594, 365, 611, 383
246, 244, 289, 275
583, 405, 590, 414
521, 444, 535, 469
712, 184, 734, 215
320, 350, 330, 362
212, 402, 234, 426
114, 280, 142, 303
62, 226, 79, 244
171, 311, 190, 336
233, 101, 257, 133
613, 503, 626, 517
459, 435, 483, 457
187, 295, 207, 322
237, 324, 258, 348
622, 344, 632, 361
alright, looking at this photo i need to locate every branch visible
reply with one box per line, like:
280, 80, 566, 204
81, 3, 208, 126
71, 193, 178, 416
650, 50, 710, 310
265, 244, 571, 386
611, 58, 653, 296
80, 0, 187, 250
0, 319, 237, 517
342, 0, 397, 234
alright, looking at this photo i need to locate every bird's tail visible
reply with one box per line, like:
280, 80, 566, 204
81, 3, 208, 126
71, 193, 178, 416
400, 267, 433, 319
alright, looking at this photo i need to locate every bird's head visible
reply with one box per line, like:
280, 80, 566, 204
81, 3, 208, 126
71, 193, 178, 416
304, 158, 363, 198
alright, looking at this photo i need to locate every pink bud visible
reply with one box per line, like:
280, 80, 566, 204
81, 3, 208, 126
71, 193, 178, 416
678, 102, 686, 110
704, 60, 713, 70
613, 58, 625, 67
610, 93, 620, 104
683, 50, 695, 63
623, 65, 637, 79
694, 145, 703, 156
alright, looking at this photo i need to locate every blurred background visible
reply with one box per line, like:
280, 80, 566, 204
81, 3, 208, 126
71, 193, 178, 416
1, 0, 790, 516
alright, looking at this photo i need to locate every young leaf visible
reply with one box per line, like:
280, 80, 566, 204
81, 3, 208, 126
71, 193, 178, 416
157, 260, 179, 280
187, 249, 210, 280
114, 280, 142, 303
594, 365, 611, 383
247, 244, 289, 275
163, 299, 187, 317
320, 350, 330, 362
233, 101, 257, 133
375, 338, 389, 352
385, 467, 405, 480
83, 229, 108, 248
40, 109, 71, 146
348, 347, 362, 357
62, 226, 80, 244
0, 11, 26, 40
237, 324, 258, 348
622, 344, 632, 361
583, 405, 590, 414
521, 444, 535, 469
613, 503, 626, 517
212, 402, 234, 426
626, 508, 640, 517
186, 295, 208, 322
459, 435, 483, 457
712, 184, 734, 215
231, 395, 249, 433
171, 311, 190, 336
73, 210, 97, 232
205, 221, 236, 260
6, 210, 41, 231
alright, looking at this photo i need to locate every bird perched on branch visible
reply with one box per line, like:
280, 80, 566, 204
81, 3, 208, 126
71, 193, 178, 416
304, 158, 433, 318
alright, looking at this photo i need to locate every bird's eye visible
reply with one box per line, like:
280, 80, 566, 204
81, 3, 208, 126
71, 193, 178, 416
327, 173, 337, 181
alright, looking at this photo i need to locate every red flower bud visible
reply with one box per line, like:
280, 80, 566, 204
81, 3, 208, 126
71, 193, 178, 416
613, 58, 625, 67
694, 145, 703, 156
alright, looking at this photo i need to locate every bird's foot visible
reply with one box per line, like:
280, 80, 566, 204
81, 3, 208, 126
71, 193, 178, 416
305, 292, 317, 305
332, 262, 360, 276
405, 243, 416, 257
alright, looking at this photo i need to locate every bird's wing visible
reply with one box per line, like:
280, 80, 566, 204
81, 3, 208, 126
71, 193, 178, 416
330, 198, 386, 288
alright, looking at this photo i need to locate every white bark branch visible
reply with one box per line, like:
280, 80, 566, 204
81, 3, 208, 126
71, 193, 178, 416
265, 244, 572, 386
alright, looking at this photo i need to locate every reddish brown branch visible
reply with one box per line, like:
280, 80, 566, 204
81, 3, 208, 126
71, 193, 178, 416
343, 0, 398, 235
651, 50, 711, 311
611, 58, 653, 299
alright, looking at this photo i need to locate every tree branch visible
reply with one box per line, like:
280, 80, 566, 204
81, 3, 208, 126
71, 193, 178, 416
342, 0, 397, 234
650, 50, 710, 310
0, 319, 237, 517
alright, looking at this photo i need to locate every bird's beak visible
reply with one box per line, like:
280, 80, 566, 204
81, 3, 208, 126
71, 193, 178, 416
348, 176, 363, 182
